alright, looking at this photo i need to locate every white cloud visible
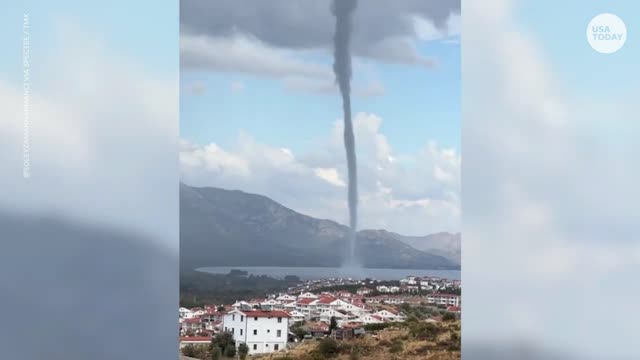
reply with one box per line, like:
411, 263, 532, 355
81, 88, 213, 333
314, 168, 346, 188
182, 33, 388, 98
413, 13, 461, 41
180, 112, 460, 236
462, 0, 640, 357
181, 33, 331, 79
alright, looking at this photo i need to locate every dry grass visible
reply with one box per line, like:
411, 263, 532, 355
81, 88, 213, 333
256, 321, 461, 360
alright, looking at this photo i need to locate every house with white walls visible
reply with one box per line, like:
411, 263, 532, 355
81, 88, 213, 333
375, 309, 406, 322
179, 307, 192, 318
426, 294, 461, 307
287, 310, 305, 323
358, 314, 384, 324
223, 310, 290, 355
260, 299, 282, 311
276, 294, 296, 302
295, 297, 318, 319
282, 301, 297, 312
232, 301, 251, 311
331, 299, 368, 317
319, 309, 347, 325
190, 307, 206, 317
315, 296, 337, 312
298, 292, 318, 299
181, 317, 204, 333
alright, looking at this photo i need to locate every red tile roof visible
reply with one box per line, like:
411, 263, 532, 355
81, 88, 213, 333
179, 336, 211, 342
296, 298, 315, 305
183, 318, 202, 324
317, 296, 336, 304
242, 310, 290, 318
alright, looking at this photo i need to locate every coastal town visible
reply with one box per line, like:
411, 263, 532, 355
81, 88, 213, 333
179, 275, 461, 359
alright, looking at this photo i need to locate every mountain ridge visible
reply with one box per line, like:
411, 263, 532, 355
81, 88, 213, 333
180, 183, 460, 270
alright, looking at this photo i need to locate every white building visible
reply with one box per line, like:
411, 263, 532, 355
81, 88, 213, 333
295, 297, 318, 319
232, 301, 251, 311
375, 309, 406, 322
357, 288, 373, 295
260, 299, 283, 311
276, 294, 296, 302
382, 297, 404, 305
331, 299, 368, 317
298, 292, 318, 299
426, 294, 461, 307
288, 310, 305, 323
319, 309, 346, 325
359, 314, 383, 324
179, 307, 192, 318
223, 310, 289, 355
190, 307, 206, 317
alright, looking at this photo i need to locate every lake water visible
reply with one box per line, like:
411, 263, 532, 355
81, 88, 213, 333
196, 266, 460, 281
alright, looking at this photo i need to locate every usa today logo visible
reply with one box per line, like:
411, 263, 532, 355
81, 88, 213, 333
587, 13, 627, 54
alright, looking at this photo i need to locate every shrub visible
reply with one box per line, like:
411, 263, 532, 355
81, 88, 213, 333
210, 347, 222, 360
224, 345, 236, 358
238, 343, 249, 360
443, 312, 456, 322
363, 322, 395, 332
317, 338, 339, 358
389, 340, 403, 354
181, 344, 208, 359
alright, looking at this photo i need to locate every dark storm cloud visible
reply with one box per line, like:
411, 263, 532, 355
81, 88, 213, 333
180, 0, 460, 66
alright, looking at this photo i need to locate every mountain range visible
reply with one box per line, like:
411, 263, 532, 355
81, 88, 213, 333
180, 183, 461, 270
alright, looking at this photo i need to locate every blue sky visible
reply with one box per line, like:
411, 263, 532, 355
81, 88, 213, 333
1, 1, 177, 81
516, 0, 637, 97
179, 3, 461, 235
180, 36, 460, 156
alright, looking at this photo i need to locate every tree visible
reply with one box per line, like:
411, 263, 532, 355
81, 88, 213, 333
217, 306, 226, 312
182, 344, 197, 357
443, 312, 456, 322
329, 316, 338, 334
238, 343, 249, 360
210, 347, 221, 360
290, 323, 308, 340
210, 332, 235, 356
224, 345, 236, 358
